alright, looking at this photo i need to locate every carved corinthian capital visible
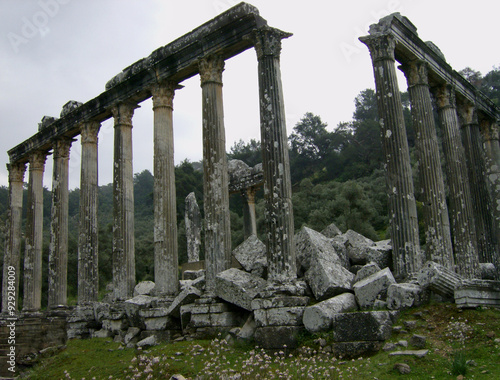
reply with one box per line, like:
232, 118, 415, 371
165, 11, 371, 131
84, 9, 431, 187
151, 81, 179, 109
199, 55, 225, 85
7, 162, 26, 183
53, 137, 72, 159
401, 60, 429, 87
111, 102, 137, 126
434, 84, 456, 110
29, 151, 47, 171
253, 26, 292, 60
359, 33, 396, 62
480, 119, 500, 142
80, 121, 101, 144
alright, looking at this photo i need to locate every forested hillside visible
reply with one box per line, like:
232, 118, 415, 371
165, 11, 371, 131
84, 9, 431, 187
0, 67, 498, 306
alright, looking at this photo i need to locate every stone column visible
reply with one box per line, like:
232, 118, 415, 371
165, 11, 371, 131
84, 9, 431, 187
458, 103, 499, 265
360, 33, 421, 278
111, 102, 137, 300
253, 27, 297, 283
151, 81, 180, 295
48, 137, 72, 308
433, 85, 480, 279
242, 187, 257, 239
401, 60, 454, 269
78, 121, 100, 304
1, 162, 26, 313
185, 192, 201, 263
199, 55, 231, 291
23, 151, 47, 311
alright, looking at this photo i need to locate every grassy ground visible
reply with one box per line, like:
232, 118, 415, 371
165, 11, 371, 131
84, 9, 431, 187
21, 303, 500, 379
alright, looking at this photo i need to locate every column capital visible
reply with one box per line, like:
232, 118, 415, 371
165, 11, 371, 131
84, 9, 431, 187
400, 59, 429, 87
252, 26, 292, 60
53, 137, 73, 159
480, 119, 500, 142
359, 33, 396, 62
199, 55, 225, 85
457, 101, 478, 128
29, 151, 48, 171
433, 84, 456, 110
111, 102, 138, 126
80, 121, 101, 144
7, 162, 27, 183
151, 81, 182, 109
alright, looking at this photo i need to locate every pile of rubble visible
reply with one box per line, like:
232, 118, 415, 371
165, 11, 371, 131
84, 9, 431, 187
67, 223, 500, 356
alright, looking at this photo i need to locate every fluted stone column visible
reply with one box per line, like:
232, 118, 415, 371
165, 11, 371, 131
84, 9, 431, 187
78, 121, 100, 304
112, 102, 137, 300
458, 103, 499, 265
1, 162, 26, 313
151, 81, 180, 295
242, 187, 257, 239
401, 60, 454, 269
23, 151, 47, 311
199, 55, 231, 291
185, 192, 201, 263
254, 27, 297, 283
360, 33, 421, 278
48, 138, 72, 308
433, 85, 480, 278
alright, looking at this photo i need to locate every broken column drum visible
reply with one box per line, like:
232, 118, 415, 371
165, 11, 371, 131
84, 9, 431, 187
78, 121, 100, 305
401, 60, 454, 269
199, 55, 232, 291
254, 27, 297, 283
48, 137, 72, 308
360, 32, 421, 278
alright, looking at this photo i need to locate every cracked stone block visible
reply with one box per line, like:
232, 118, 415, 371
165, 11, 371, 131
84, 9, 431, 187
214, 268, 267, 310
331, 311, 393, 342
387, 283, 426, 310
144, 316, 178, 331
124, 327, 141, 344
332, 341, 383, 358
102, 319, 128, 333
137, 335, 157, 348
303, 293, 358, 333
232, 235, 267, 278
125, 295, 157, 307
321, 223, 342, 238
455, 279, 500, 308
354, 262, 381, 283
344, 229, 375, 264
134, 281, 156, 296
254, 306, 305, 327
166, 286, 202, 318
183, 269, 205, 281
416, 261, 463, 298
305, 258, 354, 301
254, 326, 303, 349
353, 268, 396, 309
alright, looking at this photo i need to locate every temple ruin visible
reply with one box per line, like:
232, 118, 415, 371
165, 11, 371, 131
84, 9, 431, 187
1, 4, 500, 376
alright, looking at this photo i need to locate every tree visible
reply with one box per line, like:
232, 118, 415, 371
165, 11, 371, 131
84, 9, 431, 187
228, 139, 262, 167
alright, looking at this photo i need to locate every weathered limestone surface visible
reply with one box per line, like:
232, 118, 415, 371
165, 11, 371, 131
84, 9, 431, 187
214, 268, 267, 310
331, 311, 393, 342
354, 262, 381, 283
185, 192, 202, 263
454, 280, 500, 308
23, 151, 47, 311
416, 261, 463, 298
434, 85, 480, 279
480, 263, 497, 280
387, 283, 426, 310
166, 285, 202, 318
232, 235, 267, 277
78, 122, 100, 304
112, 102, 137, 300
152, 81, 180, 295
401, 60, 454, 269
254, 27, 297, 283
321, 223, 342, 238
1, 162, 26, 313
254, 306, 305, 327
303, 293, 358, 333
200, 55, 232, 291
48, 138, 72, 308
360, 31, 422, 279
134, 281, 156, 296
60, 100, 83, 117
305, 258, 354, 301
353, 268, 396, 309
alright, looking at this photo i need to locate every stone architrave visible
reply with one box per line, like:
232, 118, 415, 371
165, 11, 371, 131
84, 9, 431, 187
1, 162, 26, 313
458, 103, 499, 265
48, 137, 72, 308
23, 151, 47, 311
199, 55, 232, 291
78, 121, 101, 304
253, 26, 297, 283
359, 32, 422, 279
433, 85, 480, 279
185, 192, 201, 263
151, 80, 181, 295
401, 60, 454, 269
111, 102, 137, 300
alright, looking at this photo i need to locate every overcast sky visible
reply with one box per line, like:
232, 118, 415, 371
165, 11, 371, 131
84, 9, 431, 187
0, 0, 498, 190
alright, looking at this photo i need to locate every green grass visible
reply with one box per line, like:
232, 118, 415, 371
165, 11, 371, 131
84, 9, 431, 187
22, 303, 500, 379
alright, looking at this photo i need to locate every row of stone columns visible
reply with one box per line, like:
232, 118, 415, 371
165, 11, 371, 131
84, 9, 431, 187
361, 32, 499, 280
2, 26, 298, 312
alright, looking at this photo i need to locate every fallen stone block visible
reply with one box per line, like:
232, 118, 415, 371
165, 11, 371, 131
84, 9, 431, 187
214, 268, 267, 311
389, 349, 429, 358
254, 306, 305, 327
134, 281, 156, 296
124, 327, 141, 344
137, 335, 157, 348
344, 229, 375, 265
410, 334, 426, 349
454, 279, 500, 308
354, 267, 396, 309
480, 263, 497, 280
303, 293, 358, 333
321, 223, 342, 238
387, 283, 426, 310
393, 363, 411, 374
183, 269, 205, 281
332, 341, 382, 359
416, 261, 463, 299
237, 314, 257, 340
305, 258, 354, 301
354, 262, 381, 283
251, 295, 310, 310
331, 311, 392, 342
166, 286, 202, 318
125, 295, 157, 307
366, 244, 392, 269
254, 326, 303, 349
233, 234, 267, 277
